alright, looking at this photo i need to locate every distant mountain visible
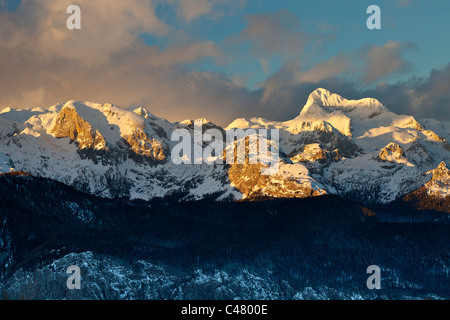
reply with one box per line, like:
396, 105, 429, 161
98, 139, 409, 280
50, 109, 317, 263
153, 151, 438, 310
0, 89, 449, 204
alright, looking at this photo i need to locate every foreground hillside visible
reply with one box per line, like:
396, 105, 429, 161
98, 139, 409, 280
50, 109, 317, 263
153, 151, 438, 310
0, 175, 448, 300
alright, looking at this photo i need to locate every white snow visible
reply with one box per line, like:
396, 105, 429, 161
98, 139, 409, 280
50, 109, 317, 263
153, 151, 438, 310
0, 90, 448, 203
0, 152, 12, 173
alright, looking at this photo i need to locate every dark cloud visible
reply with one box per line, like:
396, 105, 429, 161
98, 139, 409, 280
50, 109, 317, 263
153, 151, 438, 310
368, 64, 450, 120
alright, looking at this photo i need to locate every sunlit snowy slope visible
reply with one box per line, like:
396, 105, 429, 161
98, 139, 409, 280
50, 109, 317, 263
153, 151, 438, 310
0, 89, 448, 204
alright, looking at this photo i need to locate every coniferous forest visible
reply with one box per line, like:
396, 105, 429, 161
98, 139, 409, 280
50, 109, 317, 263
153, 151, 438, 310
0, 174, 448, 299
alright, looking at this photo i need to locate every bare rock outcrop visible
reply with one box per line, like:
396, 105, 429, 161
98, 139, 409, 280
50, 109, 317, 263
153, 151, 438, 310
51, 106, 106, 151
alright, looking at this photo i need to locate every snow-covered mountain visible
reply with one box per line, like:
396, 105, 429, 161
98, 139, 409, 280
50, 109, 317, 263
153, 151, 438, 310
0, 89, 449, 204
425, 161, 450, 198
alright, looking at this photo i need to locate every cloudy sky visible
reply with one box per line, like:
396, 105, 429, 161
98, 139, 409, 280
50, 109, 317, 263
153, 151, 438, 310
0, 0, 449, 125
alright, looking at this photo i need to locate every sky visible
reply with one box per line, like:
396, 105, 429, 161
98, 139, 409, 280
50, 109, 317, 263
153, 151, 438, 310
0, 0, 449, 125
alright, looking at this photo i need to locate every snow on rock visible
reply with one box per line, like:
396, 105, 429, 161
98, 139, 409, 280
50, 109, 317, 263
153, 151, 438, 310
291, 143, 341, 164
228, 161, 327, 200
180, 118, 211, 127
295, 88, 388, 137
303, 88, 388, 119
392, 116, 424, 131
1, 251, 289, 300
133, 107, 151, 119
51, 105, 107, 151
378, 143, 408, 164
0, 89, 449, 204
288, 120, 335, 135
425, 162, 450, 198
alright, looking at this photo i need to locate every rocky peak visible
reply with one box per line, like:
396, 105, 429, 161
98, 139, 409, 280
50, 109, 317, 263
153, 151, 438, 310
378, 143, 407, 163
180, 118, 210, 126
123, 129, 167, 162
179, 118, 225, 135
290, 120, 335, 135
395, 116, 424, 131
425, 161, 450, 198
290, 143, 342, 164
306, 88, 346, 107
433, 162, 449, 180
51, 106, 106, 151
133, 107, 156, 120
303, 88, 388, 116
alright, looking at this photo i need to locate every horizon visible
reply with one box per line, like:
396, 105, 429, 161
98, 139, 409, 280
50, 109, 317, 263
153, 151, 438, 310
3, 87, 448, 128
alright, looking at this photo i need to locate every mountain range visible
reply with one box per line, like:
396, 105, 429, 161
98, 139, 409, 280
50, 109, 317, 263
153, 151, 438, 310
1, 88, 449, 300
0, 88, 448, 205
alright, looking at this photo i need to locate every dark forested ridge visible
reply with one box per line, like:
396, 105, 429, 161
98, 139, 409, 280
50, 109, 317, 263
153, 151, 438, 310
0, 174, 449, 299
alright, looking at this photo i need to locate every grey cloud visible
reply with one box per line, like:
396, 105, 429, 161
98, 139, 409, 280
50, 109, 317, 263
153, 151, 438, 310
226, 9, 313, 60
362, 41, 416, 84
257, 40, 416, 113
259, 54, 349, 107
368, 64, 450, 121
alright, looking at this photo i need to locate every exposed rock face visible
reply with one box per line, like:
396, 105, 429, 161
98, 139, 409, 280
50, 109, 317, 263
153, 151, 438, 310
51, 106, 106, 151
179, 118, 226, 136
423, 130, 446, 142
288, 128, 360, 163
433, 161, 450, 179
133, 107, 151, 119
1, 174, 449, 300
291, 144, 341, 164
1, 88, 449, 204
378, 143, 407, 163
123, 129, 167, 161
401, 161, 450, 211
289, 120, 335, 135
425, 162, 450, 198
395, 117, 424, 131
52, 105, 168, 163
228, 163, 326, 200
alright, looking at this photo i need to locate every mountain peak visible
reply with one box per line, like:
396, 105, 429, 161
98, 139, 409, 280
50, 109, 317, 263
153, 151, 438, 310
307, 88, 344, 106
180, 118, 211, 126
378, 142, 407, 163
133, 107, 156, 120
300, 88, 389, 120
63, 100, 90, 109
0, 107, 12, 114
51, 104, 107, 151
435, 161, 449, 177
425, 161, 450, 198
